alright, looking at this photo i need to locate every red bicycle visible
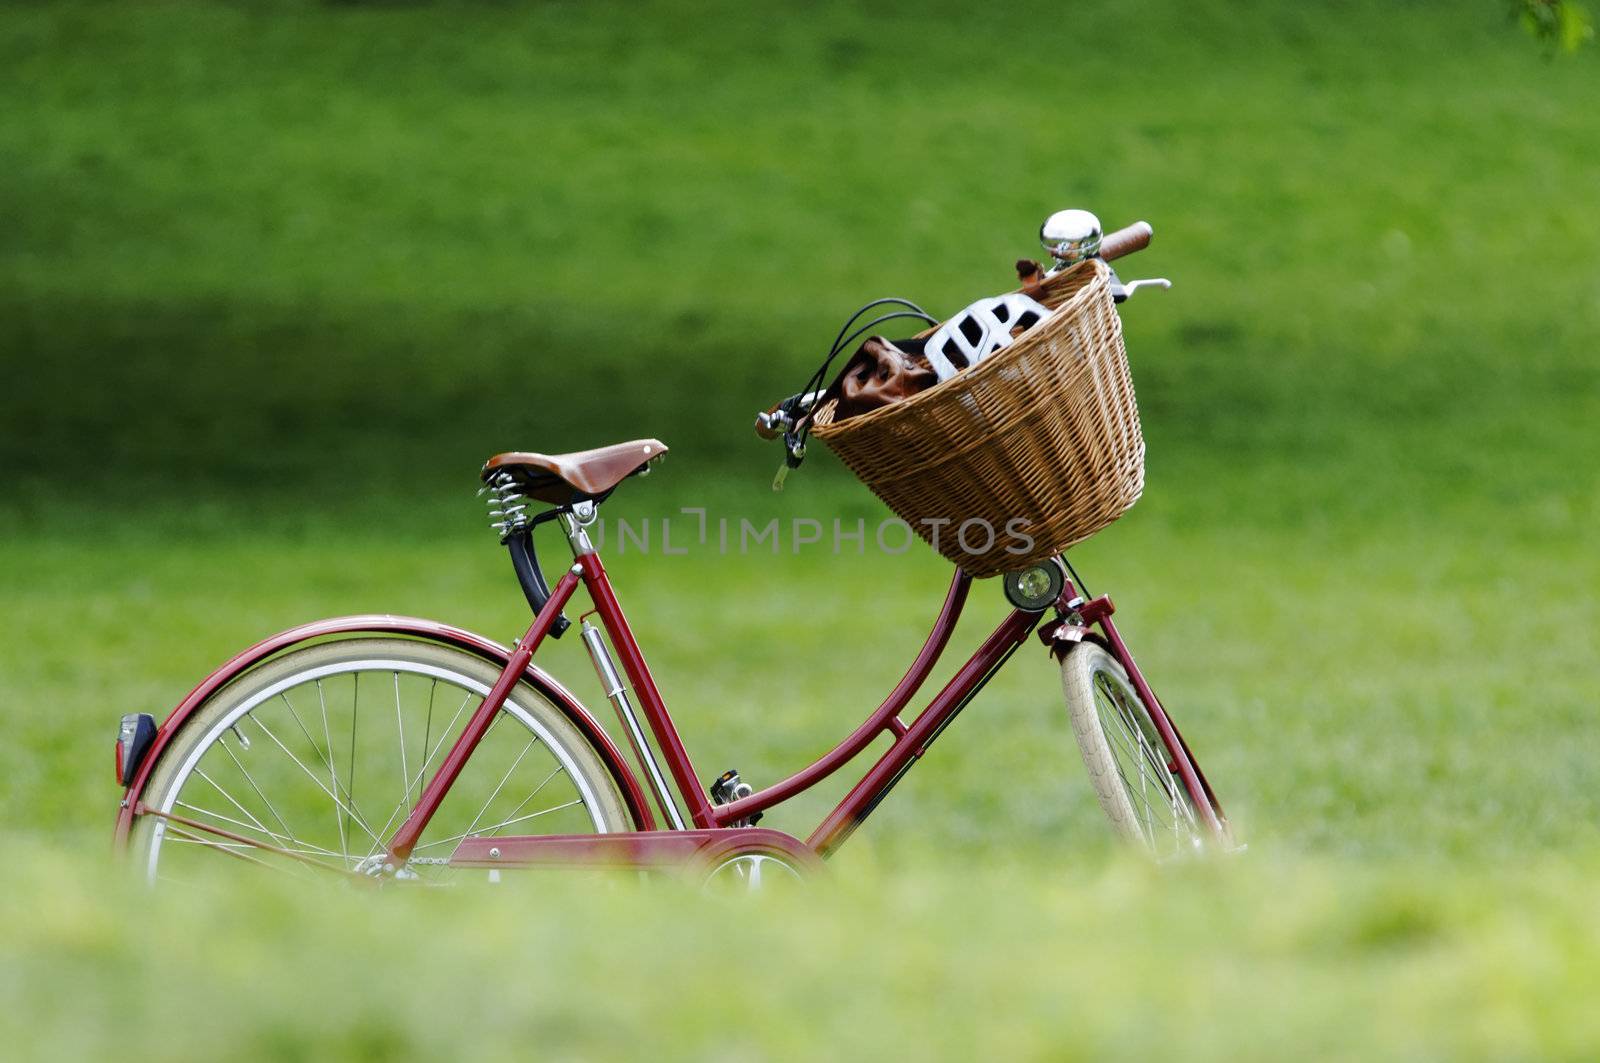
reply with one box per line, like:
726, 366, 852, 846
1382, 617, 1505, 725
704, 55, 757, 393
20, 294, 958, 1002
114, 220, 1232, 888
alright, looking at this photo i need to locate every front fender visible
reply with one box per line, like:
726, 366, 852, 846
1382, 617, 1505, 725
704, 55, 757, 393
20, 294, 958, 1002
1037, 618, 1093, 660
113, 614, 656, 847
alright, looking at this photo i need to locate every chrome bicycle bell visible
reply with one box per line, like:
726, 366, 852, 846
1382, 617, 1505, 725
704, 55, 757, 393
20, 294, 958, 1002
1040, 209, 1102, 267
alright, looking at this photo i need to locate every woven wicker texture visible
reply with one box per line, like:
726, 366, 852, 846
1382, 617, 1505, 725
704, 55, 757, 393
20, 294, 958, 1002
811, 259, 1144, 578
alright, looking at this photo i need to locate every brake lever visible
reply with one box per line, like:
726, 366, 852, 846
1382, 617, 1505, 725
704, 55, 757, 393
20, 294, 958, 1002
1111, 277, 1172, 303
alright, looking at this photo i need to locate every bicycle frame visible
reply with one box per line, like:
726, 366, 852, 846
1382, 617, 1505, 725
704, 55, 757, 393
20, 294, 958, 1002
116, 507, 1223, 871
373, 512, 1222, 871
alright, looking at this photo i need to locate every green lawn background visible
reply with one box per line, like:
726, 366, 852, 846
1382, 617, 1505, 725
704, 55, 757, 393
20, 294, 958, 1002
2, 1, 1597, 1058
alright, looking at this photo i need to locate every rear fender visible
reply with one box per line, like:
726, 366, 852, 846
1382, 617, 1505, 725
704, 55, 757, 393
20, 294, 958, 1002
113, 614, 656, 847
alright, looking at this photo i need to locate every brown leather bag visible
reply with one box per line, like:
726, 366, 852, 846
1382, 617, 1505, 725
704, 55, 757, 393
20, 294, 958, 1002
816, 336, 938, 422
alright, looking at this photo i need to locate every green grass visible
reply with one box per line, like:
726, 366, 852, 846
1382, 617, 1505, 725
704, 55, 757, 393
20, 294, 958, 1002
2, 0, 1598, 1058
8, 846, 1600, 1061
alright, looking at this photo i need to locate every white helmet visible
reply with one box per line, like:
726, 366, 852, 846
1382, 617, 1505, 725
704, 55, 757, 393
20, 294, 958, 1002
923, 292, 1053, 382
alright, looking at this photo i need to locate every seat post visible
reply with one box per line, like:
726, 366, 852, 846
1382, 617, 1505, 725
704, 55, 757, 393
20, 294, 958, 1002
561, 498, 692, 831
559, 501, 599, 557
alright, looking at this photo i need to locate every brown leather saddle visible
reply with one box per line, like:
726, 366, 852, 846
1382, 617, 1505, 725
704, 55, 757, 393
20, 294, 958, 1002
482, 439, 667, 505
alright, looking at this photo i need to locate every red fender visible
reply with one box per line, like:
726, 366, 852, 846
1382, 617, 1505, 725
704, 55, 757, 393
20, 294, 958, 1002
113, 614, 656, 847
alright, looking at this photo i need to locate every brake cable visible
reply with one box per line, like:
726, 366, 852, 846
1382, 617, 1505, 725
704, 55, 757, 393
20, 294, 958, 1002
776, 298, 939, 486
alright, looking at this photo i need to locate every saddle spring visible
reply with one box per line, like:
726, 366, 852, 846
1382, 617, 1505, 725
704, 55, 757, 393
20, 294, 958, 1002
482, 471, 531, 542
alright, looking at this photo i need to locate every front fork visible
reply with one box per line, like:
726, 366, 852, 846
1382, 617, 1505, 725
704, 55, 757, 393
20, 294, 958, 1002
1038, 584, 1228, 838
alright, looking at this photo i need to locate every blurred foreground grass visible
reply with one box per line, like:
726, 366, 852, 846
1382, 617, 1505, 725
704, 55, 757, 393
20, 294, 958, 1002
7, 843, 1600, 1061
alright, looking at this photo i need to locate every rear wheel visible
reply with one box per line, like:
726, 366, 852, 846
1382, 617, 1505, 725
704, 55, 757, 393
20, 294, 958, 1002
1060, 642, 1215, 857
132, 638, 632, 886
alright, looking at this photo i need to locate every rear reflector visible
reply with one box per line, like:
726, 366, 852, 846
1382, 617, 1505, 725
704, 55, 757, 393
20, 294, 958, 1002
117, 713, 157, 787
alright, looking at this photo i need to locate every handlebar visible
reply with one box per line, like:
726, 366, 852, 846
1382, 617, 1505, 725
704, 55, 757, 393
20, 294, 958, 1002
1099, 220, 1152, 262
755, 388, 823, 440
755, 218, 1157, 440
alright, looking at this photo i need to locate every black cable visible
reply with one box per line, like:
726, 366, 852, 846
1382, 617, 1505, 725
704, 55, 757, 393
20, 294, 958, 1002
775, 296, 943, 474
793, 307, 941, 456
1062, 554, 1091, 600
800, 310, 941, 406
825, 297, 937, 361
801, 299, 939, 401
829, 311, 940, 366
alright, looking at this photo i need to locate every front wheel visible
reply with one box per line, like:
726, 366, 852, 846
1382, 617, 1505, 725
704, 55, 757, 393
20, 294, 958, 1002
1060, 641, 1222, 857
131, 638, 633, 886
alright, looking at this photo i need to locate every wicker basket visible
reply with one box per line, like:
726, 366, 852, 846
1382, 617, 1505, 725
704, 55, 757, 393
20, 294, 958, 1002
810, 258, 1143, 578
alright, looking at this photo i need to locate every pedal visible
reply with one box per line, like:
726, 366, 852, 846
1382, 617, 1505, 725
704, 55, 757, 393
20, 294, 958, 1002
709, 769, 762, 826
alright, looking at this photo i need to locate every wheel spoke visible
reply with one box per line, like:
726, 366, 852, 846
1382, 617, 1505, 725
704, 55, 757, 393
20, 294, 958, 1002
279, 691, 330, 768
412, 797, 582, 853
1097, 687, 1158, 792
248, 712, 383, 845
1087, 665, 1198, 853
281, 686, 372, 860
1100, 680, 1180, 808
1100, 742, 1157, 834
1114, 692, 1195, 832
364, 688, 483, 852
152, 809, 369, 881
165, 826, 308, 879
175, 799, 344, 859
394, 672, 411, 816
143, 651, 610, 885
346, 672, 359, 860
418, 678, 436, 806
1098, 703, 1145, 765
388, 749, 561, 860
213, 738, 299, 844
482, 763, 567, 836
1106, 689, 1158, 839
456, 733, 543, 843
316, 678, 349, 866
193, 767, 295, 848
166, 832, 345, 862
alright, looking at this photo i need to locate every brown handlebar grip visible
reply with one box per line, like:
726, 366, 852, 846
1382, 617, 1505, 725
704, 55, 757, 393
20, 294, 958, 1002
1099, 221, 1153, 262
